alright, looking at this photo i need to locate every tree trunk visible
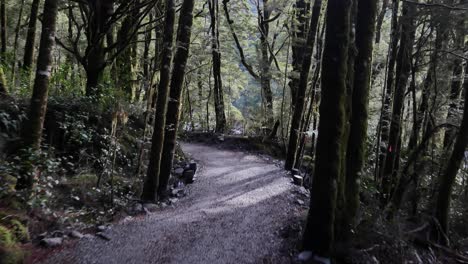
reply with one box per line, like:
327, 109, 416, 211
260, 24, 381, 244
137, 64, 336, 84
140, 0, 176, 202
381, 0, 417, 201
22, 0, 41, 70
344, 0, 378, 232
259, 0, 274, 130
284, 0, 321, 171
434, 75, 468, 241
375, 0, 389, 44
16, 0, 59, 190
443, 16, 466, 148
209, 0, 226, 134
11, 0, 26, 84
0, 0, 6, 54
289, 0, 310, 108
378, 0, 399, 181
302, 0, 351, 258
157, 0, 195, 197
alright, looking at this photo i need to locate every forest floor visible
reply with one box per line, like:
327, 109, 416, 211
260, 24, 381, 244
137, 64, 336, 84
38, 142, 308, 264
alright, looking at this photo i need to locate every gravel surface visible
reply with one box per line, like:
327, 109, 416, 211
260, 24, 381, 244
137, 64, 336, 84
41, 143, 307, 264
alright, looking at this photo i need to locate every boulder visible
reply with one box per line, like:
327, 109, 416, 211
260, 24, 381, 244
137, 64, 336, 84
40, 237, 63, 248
174, 168, 184, 177
183, 170, 195, 184
69, 230, 83, 239
96, 232, 111, 241
293, 175, 303, 186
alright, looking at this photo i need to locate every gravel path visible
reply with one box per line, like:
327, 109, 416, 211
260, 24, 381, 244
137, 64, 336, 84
42, 143, 307, 264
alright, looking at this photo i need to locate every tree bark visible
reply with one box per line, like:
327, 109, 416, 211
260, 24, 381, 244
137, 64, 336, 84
378, 0, 399, 181
302, 0, 351, 258
0, 0, 6, 54
140, 0, 175, 202
375, 0, 389, 44
209, 0, 226, 133
434, 73, 468, 240
344, 0, 378, 232
381, 0, 417, 201
22, 0, 41, 70
259, 0, 274, 130
16, 0, 59, 190
285, 0, 322, 171
157, 0, 195, 197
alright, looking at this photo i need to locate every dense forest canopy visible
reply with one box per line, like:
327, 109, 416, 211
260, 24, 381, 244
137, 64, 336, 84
0, 0, 467, 263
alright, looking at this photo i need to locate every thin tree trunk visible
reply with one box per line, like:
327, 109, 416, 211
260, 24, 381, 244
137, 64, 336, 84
209, 0, 226, 133
285, 0, 322, 171
22, 0, 41, 70
11, 0, 26, 84
157, 0, 195, 197
0, 0, 6, 54
434, 78, 468, 241
381, 0, 417, 202
378, 0, 399, 181
16, 0, 59, 190
375, 0, 389, 44
302, 0, 351, 258
140, 0, 176, 202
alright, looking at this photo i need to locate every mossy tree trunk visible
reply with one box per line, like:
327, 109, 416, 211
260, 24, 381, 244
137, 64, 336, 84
343, 0, 378, 233
434, 73, 468, 242
289, 0, 309, 109
209, 0, 226, 134
302, 0, 351, 258
16, 0, 59, 190
285, 0, 322, 171
157, 0, 195, 197
22, 0, 41, 70
381, 0, 417, 201
140, 0, 176, 202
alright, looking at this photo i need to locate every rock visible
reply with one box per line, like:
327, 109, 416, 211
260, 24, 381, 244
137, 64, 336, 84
143, 203, 158, 212
69, 231, 83, 239
96, 232, 111, 241
40, 237, 63, 248
174, 168, 184, 176
293, 175, 303, 186
96, 225, 108, 232
171, 188, 185, 197
296, 199, 305, 206
51, 230, 65, 238
169, 198, 179, 204
83, 234, 94, 239
188, 161, 197, 173
160, 202, 168, 208
183, 169, 195, 184
37, 232, 48, 240
297, 251, 313, 263
291, 168, 300, 175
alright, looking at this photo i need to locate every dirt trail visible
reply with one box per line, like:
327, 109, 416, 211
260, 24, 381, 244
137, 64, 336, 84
42, 143, 306, 264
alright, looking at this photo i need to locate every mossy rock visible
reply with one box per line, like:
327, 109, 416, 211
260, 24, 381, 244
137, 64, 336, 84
0, 245, 25, 264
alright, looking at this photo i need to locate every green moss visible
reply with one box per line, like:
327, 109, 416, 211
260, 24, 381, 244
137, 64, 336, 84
9, 220, 29, 243
0, 226, 14, 247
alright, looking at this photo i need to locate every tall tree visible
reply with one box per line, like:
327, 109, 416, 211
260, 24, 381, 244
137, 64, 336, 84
140, 0, 175, 202
157, 0, 195, 197
209, 0, 226, 133
381, 0, 417, 200
284, 0, 321, 171
16, 0, 60, 190
302, 0, 351, 258
344, 0, 378, 231
434, 72, 468, 242
22, 0, 41, 70
0, 0, 6, 54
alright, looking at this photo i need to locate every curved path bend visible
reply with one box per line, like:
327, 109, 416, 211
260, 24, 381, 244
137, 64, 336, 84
42, 143, 306, 264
